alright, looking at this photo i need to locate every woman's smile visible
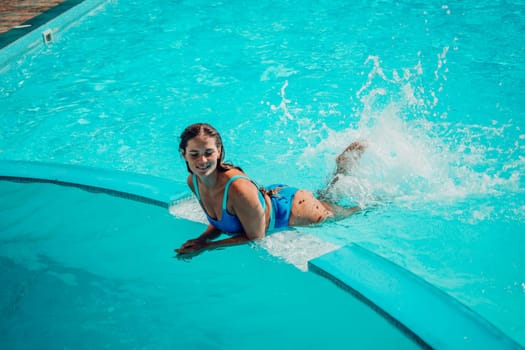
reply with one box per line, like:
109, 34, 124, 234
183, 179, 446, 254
195, 162, 212, 172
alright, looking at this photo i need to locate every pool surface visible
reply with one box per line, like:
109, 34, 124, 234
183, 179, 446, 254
1, 0, 524, 348
0, 178, 423, 349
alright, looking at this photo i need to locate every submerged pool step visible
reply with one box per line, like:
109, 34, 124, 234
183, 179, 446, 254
0, 160, 340, 272
169, 196, 341, 271
0, 160, 185, 207
308, 244, 524, 350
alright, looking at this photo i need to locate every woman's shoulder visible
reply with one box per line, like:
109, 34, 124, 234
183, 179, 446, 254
224, 170, 259, 197
223, 168, 248, 180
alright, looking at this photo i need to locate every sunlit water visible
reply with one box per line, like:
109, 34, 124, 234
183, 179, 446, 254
0, 0, 524, 345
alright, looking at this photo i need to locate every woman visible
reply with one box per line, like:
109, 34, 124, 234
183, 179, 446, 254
175, 123, 362, 257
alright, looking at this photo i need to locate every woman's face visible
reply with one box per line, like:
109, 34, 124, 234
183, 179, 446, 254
183, 134, 221, 176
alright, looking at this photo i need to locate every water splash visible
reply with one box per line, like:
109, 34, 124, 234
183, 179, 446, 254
270, 79, 295, 123
299, 53, 523, 223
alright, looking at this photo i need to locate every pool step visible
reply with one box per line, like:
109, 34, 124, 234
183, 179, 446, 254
0, 160, 339, 271
0, 159, 185, 207
309, 244, 524, 350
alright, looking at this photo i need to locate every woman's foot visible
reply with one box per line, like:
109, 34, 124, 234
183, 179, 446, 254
335, 141, 367, 175
316, 141, 367, 201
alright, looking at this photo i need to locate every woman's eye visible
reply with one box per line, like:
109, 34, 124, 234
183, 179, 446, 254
188, 150, 214, 158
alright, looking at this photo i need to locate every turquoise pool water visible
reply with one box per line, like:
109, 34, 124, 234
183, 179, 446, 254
1, 0, 524, 347
1, 180, 422, 349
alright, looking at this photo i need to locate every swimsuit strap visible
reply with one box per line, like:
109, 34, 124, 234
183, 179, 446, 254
192, 174, 266, 211
192, 174, 201, 201
222, 175, 250, 209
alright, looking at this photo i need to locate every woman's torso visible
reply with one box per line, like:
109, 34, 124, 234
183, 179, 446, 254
191, 170, 268, 234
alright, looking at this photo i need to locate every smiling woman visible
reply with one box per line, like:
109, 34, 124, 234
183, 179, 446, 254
175, 123, 361, 257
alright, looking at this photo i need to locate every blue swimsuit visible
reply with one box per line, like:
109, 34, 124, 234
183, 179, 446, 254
192, 174, 298, 235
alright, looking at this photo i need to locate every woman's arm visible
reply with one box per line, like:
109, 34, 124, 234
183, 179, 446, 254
175, 224, 221, 254
228, 178, 267, 240
192, 224, 222, 242
175, 178, 267, 257
175, 175, 224, 255
176, 234, 251, 256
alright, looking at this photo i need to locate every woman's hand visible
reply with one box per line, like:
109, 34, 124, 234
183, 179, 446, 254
175, 238, 208, 254
175, 225, 221, 258
174, 234, 252, 260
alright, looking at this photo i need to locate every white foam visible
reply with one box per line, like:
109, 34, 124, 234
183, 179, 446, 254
168, 196, 207, 224
168, 197, 339, 271
257, 230, 340, 271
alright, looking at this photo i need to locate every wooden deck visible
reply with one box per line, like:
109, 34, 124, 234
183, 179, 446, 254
0, 0, 65, 34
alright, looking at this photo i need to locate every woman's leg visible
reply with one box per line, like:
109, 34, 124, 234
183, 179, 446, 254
289, 190, 333, 226
319, 200, 360, 220
289, 190, 360, 226
317, 141, 367, 200
289, 141, 367, 226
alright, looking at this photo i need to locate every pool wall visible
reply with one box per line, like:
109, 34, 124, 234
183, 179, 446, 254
0, 0, 109, 68
0, 160, 187, 208
1, 160, 523, 350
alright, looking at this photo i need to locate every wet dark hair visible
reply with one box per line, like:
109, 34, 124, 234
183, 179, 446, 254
179, 123, 240, 173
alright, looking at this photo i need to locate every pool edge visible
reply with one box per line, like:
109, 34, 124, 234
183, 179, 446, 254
0, 159, 187, 208
0, 0, 109, 68
308, 244, 525, 350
